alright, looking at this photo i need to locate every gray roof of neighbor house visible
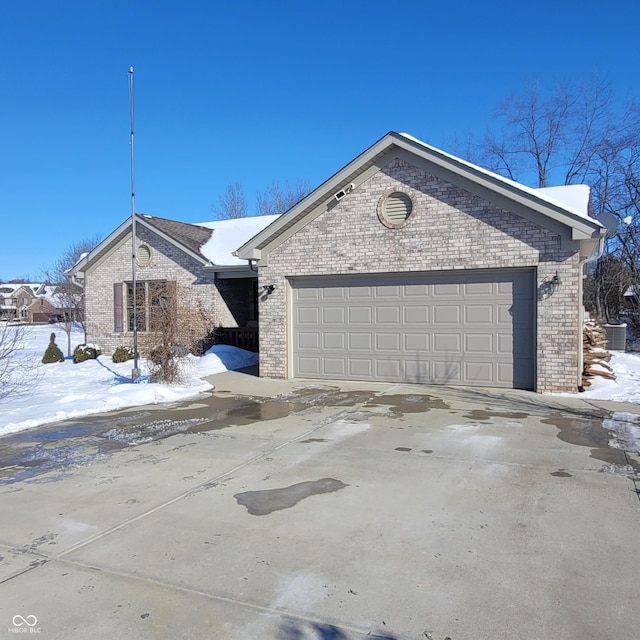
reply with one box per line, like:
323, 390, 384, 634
234, 131, 606, 263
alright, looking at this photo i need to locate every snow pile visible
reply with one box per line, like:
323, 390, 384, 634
603, 412, 640, 454
568, 351, 640, 403
0, 325, 258, 436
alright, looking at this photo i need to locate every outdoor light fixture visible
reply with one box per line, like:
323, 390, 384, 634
261, 284, 276, 295
551, 271, 561, 288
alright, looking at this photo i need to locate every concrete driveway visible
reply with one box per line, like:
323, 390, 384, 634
1, 373, 639, 639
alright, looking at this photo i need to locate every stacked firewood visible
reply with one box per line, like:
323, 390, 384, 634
582, 321, 615, 388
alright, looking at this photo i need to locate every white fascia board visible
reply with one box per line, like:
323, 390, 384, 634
394, 134, 604, 237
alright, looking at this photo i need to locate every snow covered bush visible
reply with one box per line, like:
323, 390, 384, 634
42, 332, 64, 364
73, 343, 101, 363
112, 346, 136, 363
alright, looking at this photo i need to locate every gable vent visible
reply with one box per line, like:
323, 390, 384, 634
136, 244, 151, 267
381, 192, 413, 227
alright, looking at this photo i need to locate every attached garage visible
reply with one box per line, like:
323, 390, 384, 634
235, 132, 605, 393
291, 270, 535, 389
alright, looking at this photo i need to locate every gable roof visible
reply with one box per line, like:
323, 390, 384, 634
67, 213, 279, 277
234, 131, 605, 262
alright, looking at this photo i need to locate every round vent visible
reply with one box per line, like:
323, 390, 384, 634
379, 191, 413, 228
136, 244, 151, 266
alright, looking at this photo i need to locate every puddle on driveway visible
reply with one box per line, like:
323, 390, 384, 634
233, 478, 348, 515
463, 409, 528, 422
542, 414, 640, 478
366, 394, 450, 414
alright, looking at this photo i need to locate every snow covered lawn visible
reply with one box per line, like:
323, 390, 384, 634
1, 324, 640, 439
0, 324, 258, 436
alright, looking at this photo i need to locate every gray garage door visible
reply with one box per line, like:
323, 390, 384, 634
291, 270, 535, 389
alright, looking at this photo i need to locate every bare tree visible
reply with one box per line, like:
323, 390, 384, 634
462, 77, 640, 323
211, 182, 249, 220
256, 179, 311, 216
44, 234, 102, 355
0, 322, 32, 401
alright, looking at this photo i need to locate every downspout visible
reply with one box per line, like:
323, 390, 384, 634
577, 235, 606, 390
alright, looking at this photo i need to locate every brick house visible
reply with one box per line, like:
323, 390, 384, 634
235, 132, 605, 392
67, 214, 279, 355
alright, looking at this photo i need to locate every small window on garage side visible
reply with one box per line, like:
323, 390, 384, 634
378, 191, 413, 228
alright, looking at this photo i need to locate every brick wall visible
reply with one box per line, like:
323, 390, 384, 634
84, 225, 244, 355
258, 158, 581, 393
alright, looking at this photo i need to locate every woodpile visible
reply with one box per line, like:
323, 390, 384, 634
582, 320, 615, 388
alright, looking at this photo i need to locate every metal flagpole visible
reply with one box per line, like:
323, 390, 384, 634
129, 66, 140, 381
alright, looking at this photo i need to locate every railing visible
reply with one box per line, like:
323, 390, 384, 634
218, 327, 259, 352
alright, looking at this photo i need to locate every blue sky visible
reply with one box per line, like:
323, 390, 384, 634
1, 0, 638, 280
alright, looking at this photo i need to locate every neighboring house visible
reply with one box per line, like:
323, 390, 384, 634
0, 283, 74, 323
0, 283, 42, 321
235, 132, 605, 393
67, 214, 279, 354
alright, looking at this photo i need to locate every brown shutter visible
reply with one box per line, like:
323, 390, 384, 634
114, 283, 123, 332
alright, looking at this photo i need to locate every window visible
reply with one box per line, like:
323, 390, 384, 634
126, 280, 173, 332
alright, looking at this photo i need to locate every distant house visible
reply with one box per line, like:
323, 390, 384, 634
235, 132, 606, 393
66, 214, 279, 354
0, 283, 72, 323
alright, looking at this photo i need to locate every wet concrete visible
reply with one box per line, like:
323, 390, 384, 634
233, 478, 348, 515
366, 394, 450, 413
542, 413, 640, 478
0, 393, 314, 485
463, 409, 528, 422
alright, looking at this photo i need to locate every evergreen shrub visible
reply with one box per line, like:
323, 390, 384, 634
42, 333, 64, 364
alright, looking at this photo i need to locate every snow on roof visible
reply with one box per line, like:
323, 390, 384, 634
196, 215, 280, 265
398, 133, 600, 226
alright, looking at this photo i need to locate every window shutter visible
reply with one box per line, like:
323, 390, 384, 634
114, 283, 123, 332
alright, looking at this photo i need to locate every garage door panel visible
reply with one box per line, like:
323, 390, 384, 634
405, 359, 430, 381
323, 358, 347, 376
322, 333, 345, 350
465, 304, 493, 324
349, 307, 372, 324
376, 307, 400, 323
297, 307, 319, 324
465, 361, 494, 384
349, 359, 373, 377
298, 357, 321, 376
323, 287, 346, 299
347, 286, 373, 298
376, 360, 401, 379
433, 305, 460, 324
433, 360, 461, 383
375, 285, 402, 298
298, 332, 320, 349
433, 283, 462, 296
376, 333, 401, 351
292, 270, 534, 389
404, 306, 428, 323
464, 282, 493, 296
465, 333, 493, 353
349, 333, 372, 350
322, 307, 345, 323
433, 333, 461, 354
405, 333, 429, 351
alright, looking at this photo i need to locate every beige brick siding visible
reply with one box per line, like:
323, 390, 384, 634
258, 158, 581, 393
85, 225, 243, 355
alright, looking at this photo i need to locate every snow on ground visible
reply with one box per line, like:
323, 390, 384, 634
0, 324, 257, 436
1, 324, 640, 439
